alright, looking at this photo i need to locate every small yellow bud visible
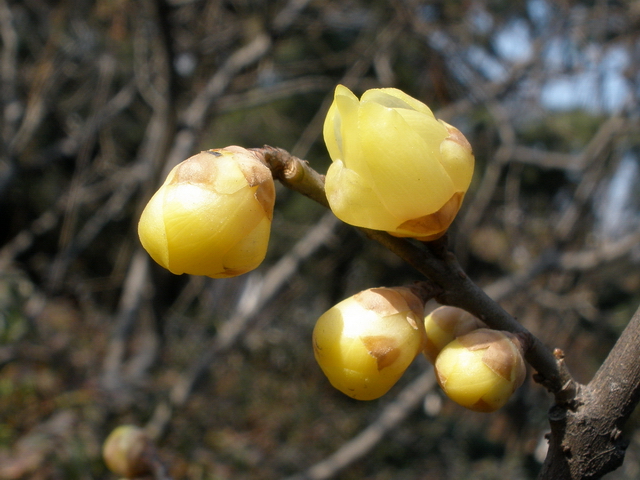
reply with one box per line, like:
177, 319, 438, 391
138, 146, 275, 278
312, 287, 427, 400
435, 329, 526, 412
102, 425, 152, 478
323, 85, 474, 240
423, 306, 486, 363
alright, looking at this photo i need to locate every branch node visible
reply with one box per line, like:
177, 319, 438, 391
610, 427, 622, 441
512, 331, 534, 355
554, 359, 582, 408
252, 145, 329, 208
548, 404, 567, 422
406, 280, 442, 304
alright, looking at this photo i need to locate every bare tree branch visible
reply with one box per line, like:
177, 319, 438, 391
540, 304, 640, 479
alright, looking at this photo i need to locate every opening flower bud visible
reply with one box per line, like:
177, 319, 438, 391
312, 287, 427, 400
138, 146, 275, 278
423, 306, 486, 363
323, 85, 474, 240
102, 425, 153, 478
435, 329, 526, 412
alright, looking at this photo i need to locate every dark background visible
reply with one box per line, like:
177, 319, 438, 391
1, 0, 640, 478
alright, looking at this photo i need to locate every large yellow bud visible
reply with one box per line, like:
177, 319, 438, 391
323, 85, 474, 241
138, 146, 275, 278
423, 305, 486, 363
312, 287, 427, 400
435, 329, 526, 412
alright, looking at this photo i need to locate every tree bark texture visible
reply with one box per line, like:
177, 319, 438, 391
540, 306, 640, 479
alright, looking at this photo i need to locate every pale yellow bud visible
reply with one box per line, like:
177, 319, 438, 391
423, 306, 486, 363
102, 425, 152, 478
323, 85, 474, 240
312, 287, 427, 400
435, 329, 526, 412
138, 146, 275, 278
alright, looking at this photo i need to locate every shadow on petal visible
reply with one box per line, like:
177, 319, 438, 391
391, 192, 464, 240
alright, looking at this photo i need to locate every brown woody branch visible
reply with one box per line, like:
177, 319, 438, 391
539, 305, 640, 479
255, 145, 640, 480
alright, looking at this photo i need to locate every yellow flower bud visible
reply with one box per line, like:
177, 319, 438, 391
423, 306, 486, 363
312, 287, 427, 400
102, 425, 152, 478
138, 146, 275, 278
435, 329, 526, 412
323, 85, 474, 240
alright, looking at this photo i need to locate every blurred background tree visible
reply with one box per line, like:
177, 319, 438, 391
1, 0, 640, 478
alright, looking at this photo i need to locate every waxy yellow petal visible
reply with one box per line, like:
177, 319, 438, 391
324, 160, 400, 232
358, 100, 454, 217
138, 147, 275, 278
322, 85, 474, 240
313, 287, 427, 400
435, 329, 526, 412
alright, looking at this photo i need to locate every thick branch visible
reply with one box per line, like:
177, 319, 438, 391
540, 305, 640, 479
590, 305, 640, 429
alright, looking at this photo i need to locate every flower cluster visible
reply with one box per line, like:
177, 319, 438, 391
309, 87, 526, 408
138, 86, 473, 277
312, 298, 526, 410
136, 86, 526, 411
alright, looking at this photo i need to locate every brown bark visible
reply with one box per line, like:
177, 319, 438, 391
539, 305, 640, 479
